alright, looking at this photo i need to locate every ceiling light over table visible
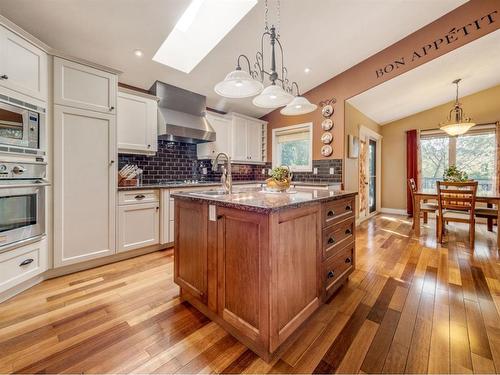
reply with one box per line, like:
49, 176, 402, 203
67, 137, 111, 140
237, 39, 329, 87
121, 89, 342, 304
439, 78, 475, 136
214, 0, 317, 115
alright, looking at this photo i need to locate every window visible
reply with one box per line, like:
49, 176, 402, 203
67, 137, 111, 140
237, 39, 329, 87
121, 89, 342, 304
272, 123, 312, 172
420, 126, 495, 193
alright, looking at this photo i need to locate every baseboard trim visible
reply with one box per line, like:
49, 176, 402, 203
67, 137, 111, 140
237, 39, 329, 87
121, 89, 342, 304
380, 207, 408, 216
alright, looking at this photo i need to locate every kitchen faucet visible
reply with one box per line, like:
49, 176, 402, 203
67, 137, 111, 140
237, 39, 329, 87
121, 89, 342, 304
212, 152, 232, 194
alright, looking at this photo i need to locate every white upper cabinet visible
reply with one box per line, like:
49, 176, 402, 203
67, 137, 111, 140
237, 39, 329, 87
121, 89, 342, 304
0, 25, 48, 102
197, 112, 231, 159
230, 114, 266, 163
117, 89, 158, 155
197, 112, 266, 163
54, 57, 117, 114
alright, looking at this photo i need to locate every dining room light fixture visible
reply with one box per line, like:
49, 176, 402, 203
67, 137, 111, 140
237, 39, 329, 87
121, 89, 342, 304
439, 78, 476, 136
214, 0, 316, 115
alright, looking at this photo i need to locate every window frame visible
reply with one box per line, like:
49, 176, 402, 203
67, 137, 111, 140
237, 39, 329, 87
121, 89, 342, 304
272, 122, 313, 172
420, 125, 496, 192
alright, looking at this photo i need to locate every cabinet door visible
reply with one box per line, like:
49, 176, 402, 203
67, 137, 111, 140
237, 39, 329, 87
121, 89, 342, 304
246, 121, 263, 162
117, 91, 157, 154
53, 105, 116, 267
217, 207, 269, 346
117, 202, 159, 252
231, 116, 248, 162
174, 199, 207, 303
0, 26, 48, 102
54, 57, 117, 114
197, 114, 230, 159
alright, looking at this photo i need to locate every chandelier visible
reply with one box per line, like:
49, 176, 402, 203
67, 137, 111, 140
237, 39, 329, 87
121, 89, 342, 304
214, 0, 317, 116
439, 78, 475, 136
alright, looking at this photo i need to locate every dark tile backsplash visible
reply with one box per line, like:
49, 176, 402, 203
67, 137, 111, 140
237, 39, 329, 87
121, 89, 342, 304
118, 140, 343, 185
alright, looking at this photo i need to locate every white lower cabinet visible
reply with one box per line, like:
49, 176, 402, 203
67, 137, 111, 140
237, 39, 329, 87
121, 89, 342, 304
118, 202, 159, 252
0, 238, 48, 294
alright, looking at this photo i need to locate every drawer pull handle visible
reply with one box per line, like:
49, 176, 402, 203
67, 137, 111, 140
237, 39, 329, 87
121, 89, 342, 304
19, 258, 34, 266
327, 270, 335, 279
0, 74, 8, 80
327, 237, 335, 244
345, 257, 352, 264
346, 205, 352, 211
345, 228, 352, 235
327, 210, 335, 217
135, 194, 146, 200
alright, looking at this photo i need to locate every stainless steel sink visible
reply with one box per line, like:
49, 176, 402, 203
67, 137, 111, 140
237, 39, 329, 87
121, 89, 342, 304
190, 190, 228, 198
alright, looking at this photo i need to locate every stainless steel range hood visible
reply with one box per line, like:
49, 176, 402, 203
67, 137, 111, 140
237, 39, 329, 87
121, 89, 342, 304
150, 81, 216, 144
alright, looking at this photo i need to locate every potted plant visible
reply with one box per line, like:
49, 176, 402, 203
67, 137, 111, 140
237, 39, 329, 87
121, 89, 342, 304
266, 166, 293, 192
443, 165, 469, 182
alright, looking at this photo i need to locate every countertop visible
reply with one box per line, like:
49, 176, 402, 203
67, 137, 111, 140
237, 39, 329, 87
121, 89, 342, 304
171, 188, 356, 213
117, 180, 342, 191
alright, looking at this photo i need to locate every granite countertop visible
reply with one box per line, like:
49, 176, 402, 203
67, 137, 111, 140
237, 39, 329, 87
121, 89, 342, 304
171, 188, 356, 213
118, 180, 342, 191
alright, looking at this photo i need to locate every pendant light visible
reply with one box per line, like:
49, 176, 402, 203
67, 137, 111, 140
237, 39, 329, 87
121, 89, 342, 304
214, 0, 310, 112
280, 82, 317, 115
439, 78, 475, 136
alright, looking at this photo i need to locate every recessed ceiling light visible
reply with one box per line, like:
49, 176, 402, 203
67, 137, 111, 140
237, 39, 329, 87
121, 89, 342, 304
134, 49, 144, 57
153, 0, 257, 74
304, 67, 311, 74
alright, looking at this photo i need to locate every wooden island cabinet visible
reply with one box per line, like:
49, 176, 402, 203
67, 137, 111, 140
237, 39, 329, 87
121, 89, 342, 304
173, 189, 356, 361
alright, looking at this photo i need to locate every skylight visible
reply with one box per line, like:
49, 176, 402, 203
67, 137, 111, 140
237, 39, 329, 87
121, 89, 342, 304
153, 0, 257, 73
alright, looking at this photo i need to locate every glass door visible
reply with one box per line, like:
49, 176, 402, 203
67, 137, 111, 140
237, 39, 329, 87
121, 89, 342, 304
368, 139, 377, 213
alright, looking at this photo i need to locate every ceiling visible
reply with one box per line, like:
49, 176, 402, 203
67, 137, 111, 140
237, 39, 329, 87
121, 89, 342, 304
0, 0, 466, 117
348, 29, 500, 125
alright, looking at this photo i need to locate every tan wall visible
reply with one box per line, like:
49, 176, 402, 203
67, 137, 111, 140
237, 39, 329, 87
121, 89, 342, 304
344, 103, 381, 216
381, 84, 500, 211
262, 0, 500, 170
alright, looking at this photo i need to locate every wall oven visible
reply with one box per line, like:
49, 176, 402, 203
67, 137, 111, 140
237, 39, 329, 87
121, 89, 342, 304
0, 161, 48, 252
0, 97, 45, 155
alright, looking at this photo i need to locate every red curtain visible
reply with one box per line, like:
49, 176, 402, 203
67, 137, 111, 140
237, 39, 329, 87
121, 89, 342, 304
406, 130, 418, 215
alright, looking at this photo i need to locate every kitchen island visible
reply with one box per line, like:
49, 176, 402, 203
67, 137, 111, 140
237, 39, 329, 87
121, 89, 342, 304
172, 188, 357, 361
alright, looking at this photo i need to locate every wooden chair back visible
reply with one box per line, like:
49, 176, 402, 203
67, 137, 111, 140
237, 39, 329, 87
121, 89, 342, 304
436, 181, 478, 221
408, 178, 417, 202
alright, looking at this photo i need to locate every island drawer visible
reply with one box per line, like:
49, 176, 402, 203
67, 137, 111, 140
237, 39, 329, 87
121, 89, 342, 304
322, 243, 354, 300
118, 189, 159, 205
322, 217, 355, 260
322, 197, 354, 227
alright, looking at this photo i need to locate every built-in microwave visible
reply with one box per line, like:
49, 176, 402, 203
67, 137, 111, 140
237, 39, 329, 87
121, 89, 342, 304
0, 98, 45, 154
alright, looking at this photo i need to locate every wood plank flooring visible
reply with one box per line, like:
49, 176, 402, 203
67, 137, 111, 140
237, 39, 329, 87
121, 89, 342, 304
1, 214, 500, 373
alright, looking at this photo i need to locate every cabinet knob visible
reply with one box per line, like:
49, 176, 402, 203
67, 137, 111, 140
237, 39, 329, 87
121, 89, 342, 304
327, 237, 335, 244
345, 257, 352, 264
327, 210, 335, 217
0, 74, 8, 80
327, 270, 335, 279
346, 205, 352, 211
19, 258, 34, 266
109, 106, 115, 111
147, 144, 151, 148
345, 228, 352, 235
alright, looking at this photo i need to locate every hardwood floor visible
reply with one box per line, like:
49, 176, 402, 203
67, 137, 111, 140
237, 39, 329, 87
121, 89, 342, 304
1, 214, 499, 374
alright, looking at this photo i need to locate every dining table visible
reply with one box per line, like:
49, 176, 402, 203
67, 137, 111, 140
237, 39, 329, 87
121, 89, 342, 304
413, 189, 500, 247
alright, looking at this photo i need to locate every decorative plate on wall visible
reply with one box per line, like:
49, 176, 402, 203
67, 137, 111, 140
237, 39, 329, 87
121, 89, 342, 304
321, 119, 333, 131
321, 132, 333, 144
321, 104, 334, 118
321, 145, 333, 157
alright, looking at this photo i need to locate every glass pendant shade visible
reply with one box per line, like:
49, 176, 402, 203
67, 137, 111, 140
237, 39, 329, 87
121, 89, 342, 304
280, 96, 317, 116
440, 121, 476, 136
214, 69, 263, 98
252, 84, 293, 108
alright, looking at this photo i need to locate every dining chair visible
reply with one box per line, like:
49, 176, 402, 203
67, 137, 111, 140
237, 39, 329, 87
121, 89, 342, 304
408, 178, 437, 229
436, 181, 478, 247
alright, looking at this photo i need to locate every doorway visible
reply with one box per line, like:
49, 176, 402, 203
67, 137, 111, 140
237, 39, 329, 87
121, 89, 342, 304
358, 126, 382, 221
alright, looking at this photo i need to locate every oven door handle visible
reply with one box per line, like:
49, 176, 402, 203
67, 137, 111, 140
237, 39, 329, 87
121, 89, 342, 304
0, 182, 51, 189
